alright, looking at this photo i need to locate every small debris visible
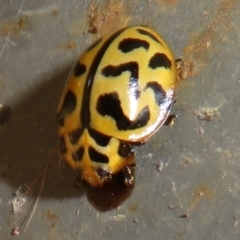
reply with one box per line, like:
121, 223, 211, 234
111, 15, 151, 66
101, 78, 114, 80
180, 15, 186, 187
133, 218, 139, 223
147, 153, 152, 158
10, 187, 26, 214
196, 127, 204, 135
179, 213, 189, 219
0, 104, 11, 125
233, 216, 238, 228
175, 57, 193, 80
156, 161, 164, 172
195, 108, 220, 121
168, 204, 175, 210
88, 1, 101, 34
11, 227, 20, 236
110, 214, 125, 221
233, 212, 240, 228
155, 159, 169, 172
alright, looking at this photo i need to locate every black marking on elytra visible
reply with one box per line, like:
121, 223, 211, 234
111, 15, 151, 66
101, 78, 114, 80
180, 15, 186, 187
74, 62, 87, 77
72, 147, 84, 162
88, 147, 109, 163
81, 27, 129, 127
85, 37, 102, 52
59, 137, 67, 154
102, 62, 139, 78
136, 28, 164, 46
145, 82, 166, 106
102, 62, 140, 99
97, 92, 150, 130
118, 141, 135, 158
57, 90, 77, 126
96, 168, 111, 179
149, 53, 172, 69
88, 128, 111, 147
118, 38, 149, 53
68, 128, 84, 145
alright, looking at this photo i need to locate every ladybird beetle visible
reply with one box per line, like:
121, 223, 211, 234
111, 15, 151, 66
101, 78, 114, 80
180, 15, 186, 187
57, 25, 177, 188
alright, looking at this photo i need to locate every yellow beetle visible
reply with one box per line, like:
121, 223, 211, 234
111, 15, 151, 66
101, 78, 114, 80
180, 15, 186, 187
57, 25, 177, 188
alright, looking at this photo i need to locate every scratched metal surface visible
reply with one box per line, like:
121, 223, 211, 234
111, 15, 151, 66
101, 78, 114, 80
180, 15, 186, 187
1, 0, 240, 239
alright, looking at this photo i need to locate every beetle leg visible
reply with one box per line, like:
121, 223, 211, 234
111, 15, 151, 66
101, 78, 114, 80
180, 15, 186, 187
73, 176, 82, 188
163, 114, 177, 126
123, 164, 135, 186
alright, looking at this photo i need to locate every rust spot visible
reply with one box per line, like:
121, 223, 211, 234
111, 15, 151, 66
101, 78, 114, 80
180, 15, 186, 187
44, 210, 59, 221
18, 18, 25, 29
52, 9, 58, 17
191, 185, 214, 209
182, 0, 237, 79
128, 203, 138, 212
167, 0, 180, 4
66, 41, 77, 49
1, 17, 28, 37
87, 0, 130, 37
58, 41, 77, 50
150, 0, 180, 10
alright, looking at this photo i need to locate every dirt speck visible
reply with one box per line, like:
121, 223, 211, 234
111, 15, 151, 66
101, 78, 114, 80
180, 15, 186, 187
195, 107, 220, 121
176, 57, 194, 81
11, 227, 20, 236
52, 9, 59, 17
109, 214, 126, 221
9, 188, 27, 214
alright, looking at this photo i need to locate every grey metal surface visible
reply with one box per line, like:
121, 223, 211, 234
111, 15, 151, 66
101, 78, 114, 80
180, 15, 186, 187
1, 0, 240, 239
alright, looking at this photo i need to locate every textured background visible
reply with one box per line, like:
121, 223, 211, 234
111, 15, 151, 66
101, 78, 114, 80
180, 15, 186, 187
1, 0, 240, 239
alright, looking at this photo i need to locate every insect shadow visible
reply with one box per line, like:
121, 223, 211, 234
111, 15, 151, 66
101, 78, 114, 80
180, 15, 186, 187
0, 62, 85, 200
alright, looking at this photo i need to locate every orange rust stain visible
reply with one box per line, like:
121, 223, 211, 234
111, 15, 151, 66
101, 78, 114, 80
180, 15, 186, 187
182, 0, 237, 79
44, 210, 59, 221
128, 203, 138, 212
1, 17, 28, 37
149, 0, 180, 10
87, 0, 130, 37
191, 185, 214, 209
66, 41, 77, 49
52, 9, 59, 17
58, 41, 77, 50
167, 0, 180, 5
88, 1, 100, 34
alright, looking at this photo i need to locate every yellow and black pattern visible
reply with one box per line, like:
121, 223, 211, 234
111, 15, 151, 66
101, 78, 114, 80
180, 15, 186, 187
57, 26, 176, 187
